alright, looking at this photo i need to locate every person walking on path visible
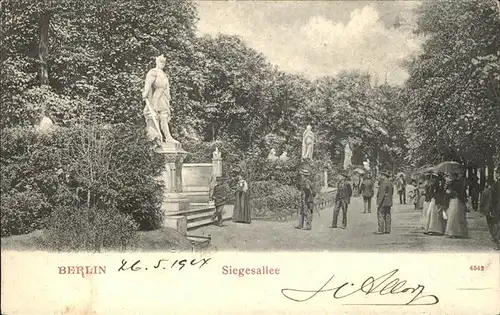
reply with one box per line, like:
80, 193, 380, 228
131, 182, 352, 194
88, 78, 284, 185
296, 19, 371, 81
232, 174, 251, 224
468, 174, 480, 212
479, 166, 500, 250
295, 169, 316, 230
330, 171, 352, 229
407, 179, 417, 209
211, 176, 230, 227
415, 176, 426, 210
444, 172, 468, 238
425, 173, 447, 236
359, 174, 374, 213
375, 171, 394, 234
397, 174, 407, 204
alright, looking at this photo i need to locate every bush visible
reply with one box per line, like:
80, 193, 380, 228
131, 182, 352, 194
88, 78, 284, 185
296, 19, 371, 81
109, 124, 166, 230
45, 205, 138, 252
250, 184, 300, 220
0, 190, 49, 237
0, 124, 166, 237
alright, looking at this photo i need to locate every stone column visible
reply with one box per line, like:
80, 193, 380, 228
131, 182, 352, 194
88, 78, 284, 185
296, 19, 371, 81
157, 144, 190, 214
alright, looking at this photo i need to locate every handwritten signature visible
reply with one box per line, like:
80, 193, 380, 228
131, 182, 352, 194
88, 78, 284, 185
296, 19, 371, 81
118, 258, 211, 272
281, 269, 439, 306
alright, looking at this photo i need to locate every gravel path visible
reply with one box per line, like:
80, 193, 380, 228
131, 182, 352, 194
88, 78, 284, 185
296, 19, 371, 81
195, 196, 497, 252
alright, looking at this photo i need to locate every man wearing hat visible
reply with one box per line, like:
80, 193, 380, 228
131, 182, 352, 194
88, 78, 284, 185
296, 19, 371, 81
479, 166, 500, 250
295, 169, 316, 230
359, 173, 375, 213
211, 176, 230, 227
330, 170, 352, 229
375, 171, 394, 234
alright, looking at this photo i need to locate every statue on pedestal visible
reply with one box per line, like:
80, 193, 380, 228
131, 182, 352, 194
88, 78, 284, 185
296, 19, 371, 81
363, 159, 371, 171
213, 147, 221, 159
142, 54, 180, 149
302, 125, 314, 160
267, 148, 278, 161
279, 151, 289, 161
343, 142, 352, 170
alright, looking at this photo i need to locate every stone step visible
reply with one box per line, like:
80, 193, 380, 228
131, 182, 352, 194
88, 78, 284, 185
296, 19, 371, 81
187, 213, 233, 230
168, 205, 215, 217
187, 211, 214, 224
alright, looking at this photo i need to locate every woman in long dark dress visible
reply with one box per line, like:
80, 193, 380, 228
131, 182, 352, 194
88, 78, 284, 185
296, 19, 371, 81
232, 175, 251, 223
444, 173, 468, 238
426, 173, 446, 235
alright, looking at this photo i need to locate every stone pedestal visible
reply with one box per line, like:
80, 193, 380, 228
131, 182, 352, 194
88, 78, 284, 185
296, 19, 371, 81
157, 140, 190, 215
164, 215, 187, 235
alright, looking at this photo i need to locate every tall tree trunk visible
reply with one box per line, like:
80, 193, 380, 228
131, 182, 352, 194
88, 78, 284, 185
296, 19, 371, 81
487, 151, 495, 186
37, 3, 54, 131
39, 10, 50, 87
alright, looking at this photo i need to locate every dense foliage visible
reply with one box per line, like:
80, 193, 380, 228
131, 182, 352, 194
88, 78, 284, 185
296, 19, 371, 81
404, 0, 500, 168
0, 125, 166, 240
1, 0, 410, 175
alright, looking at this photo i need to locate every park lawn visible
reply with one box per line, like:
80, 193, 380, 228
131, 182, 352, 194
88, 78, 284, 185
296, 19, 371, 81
1, 227, 195, 252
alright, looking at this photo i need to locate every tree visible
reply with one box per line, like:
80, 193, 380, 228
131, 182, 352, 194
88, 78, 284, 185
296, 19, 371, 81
404, 0, 500, 171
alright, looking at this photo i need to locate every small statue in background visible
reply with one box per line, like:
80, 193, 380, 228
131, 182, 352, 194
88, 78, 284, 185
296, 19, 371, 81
267, 148, 278, 161
343, 142, 352, 170
279, 151, 289, 161
301, 125, 314, 160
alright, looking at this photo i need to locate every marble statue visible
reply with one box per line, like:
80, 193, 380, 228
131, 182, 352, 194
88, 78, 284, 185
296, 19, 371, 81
213, 147, 221, 159
279, 151, 289, 161
363, 159, 371, 171
36, 116, 53, 133
142, 54, 178, 146
267, 148, 278, 161
343, 142, 352, 170
302, 125, 314, 160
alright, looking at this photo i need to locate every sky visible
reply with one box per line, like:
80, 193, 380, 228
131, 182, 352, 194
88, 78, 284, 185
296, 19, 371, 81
195, 1, 423, 86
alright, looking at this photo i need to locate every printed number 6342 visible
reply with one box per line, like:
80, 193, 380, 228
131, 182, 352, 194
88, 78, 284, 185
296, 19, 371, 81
470, 265, 485, 271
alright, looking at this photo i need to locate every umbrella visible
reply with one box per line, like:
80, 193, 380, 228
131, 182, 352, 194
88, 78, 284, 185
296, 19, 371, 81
353, 168, 365, 174
415, 164, 434, 174
434, 161, 461, 174
421, 166, 435, 174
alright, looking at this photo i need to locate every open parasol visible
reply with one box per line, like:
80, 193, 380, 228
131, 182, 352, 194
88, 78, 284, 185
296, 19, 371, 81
353, 168, 365, 174
433, 161, 462, 174
415, 164, 434, 174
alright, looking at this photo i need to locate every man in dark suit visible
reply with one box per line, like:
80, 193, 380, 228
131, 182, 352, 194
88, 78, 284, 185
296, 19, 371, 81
211, 176, 230, 227
295, 169, 316, 230
375, 171, 394, 234
479, 166, 500, 250
330, 171, 352, 229
359, 174, 374, 213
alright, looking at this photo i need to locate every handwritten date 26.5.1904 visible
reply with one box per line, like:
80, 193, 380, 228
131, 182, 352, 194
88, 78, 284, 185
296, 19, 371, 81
118, 258, 211, 272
